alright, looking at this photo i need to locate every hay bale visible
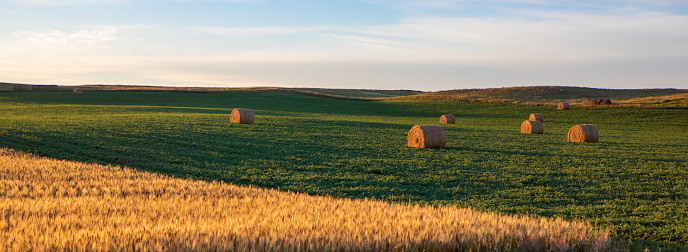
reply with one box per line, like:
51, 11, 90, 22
582, 99, 612, 106
439, 114, 455, 124
558, 102, 570, 110
230, 108, 254, 124
31, 85, 58, 91
73, 88, 83, 94
521, 120, 544, 134
13, 84, 28, 91
529, 113, 544, 122
567, 124, 599, 142
407, 125, 446, 148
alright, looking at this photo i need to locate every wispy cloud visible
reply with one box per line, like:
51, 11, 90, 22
196, 26, 329, 36
325, 34, 407, 52
13, 25, 153, 46
340, 11, 688, 65
15, 0, 130, 5
15, 0, 256, 5
15, 28, 118, 45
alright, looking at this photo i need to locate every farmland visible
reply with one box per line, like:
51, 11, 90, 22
1, 90, 688, 249
0, 148, 609, 251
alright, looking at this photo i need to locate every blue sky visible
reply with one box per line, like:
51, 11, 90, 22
1, 0, 687, 91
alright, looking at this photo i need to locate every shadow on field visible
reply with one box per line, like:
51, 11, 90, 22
0, 91, 526, 119
451, 144, 686, 164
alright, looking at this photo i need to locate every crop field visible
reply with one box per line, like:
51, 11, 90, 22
1, 90, 687, 249
0, 148, 609, 251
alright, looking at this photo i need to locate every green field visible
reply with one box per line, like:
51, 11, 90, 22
1, 90, 687, 249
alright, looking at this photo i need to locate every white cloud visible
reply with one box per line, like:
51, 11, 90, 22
15, 28, 118, 45
338, 11, 688, 65
12, 25, 154, 46
16, 0, 130, 5
361, 0, 688, 8
196, 26, 328, 36
15, 0, 255, 5
324, 34, 407, 52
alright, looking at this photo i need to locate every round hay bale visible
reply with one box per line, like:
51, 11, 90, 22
439, 114, 455, 124
582, 99, 611, 106
521, 120, 544, 134
567, 124, 599, 142
13, 84, 28, 91
407, 125, 446, 148
73, 88, 83, 94
230, 108, 255, 124
557, 102, 570, 110
529, 113, 544, 122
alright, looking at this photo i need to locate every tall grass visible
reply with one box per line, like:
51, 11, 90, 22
0, 148, 610, 251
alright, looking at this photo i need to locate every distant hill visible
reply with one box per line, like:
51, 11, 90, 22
385, 86, 688, 108
0, 82, 421, 99
2, 82, 686, 107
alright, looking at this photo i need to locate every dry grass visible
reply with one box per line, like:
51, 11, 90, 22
615, 93, 688, 107
385, 86, 688, 108
0, 148, 611, 251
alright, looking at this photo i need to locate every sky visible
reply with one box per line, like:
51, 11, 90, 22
1, 0, 687, 91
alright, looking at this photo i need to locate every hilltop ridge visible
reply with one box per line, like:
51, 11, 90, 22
2, 82, 686, 107
385, 86, 688, 108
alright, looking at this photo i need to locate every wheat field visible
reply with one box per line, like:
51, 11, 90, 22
0, 148, 610, 251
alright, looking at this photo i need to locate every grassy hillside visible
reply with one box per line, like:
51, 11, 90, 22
4, 82, 686, 107
1, 82, 421, 99
1, 90, 687, 250
0, 148, 610, 251
388, 86, 688, 108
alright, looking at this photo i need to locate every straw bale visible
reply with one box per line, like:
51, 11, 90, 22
230, 108, 255, 124
31, 85, 58, 91
407, 125, 446, 148
13, 84, 28, 91
567, 124, 599, 142
558, 102, 570, 110
73, 88, 83, 94
529, 113, 544, 122
439, 114, 455, 124
521, 120, 544, 134
582, 99, 612, 107
582, 99, 600, 106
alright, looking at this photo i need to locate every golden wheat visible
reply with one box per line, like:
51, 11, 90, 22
0, 148, 610, 251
